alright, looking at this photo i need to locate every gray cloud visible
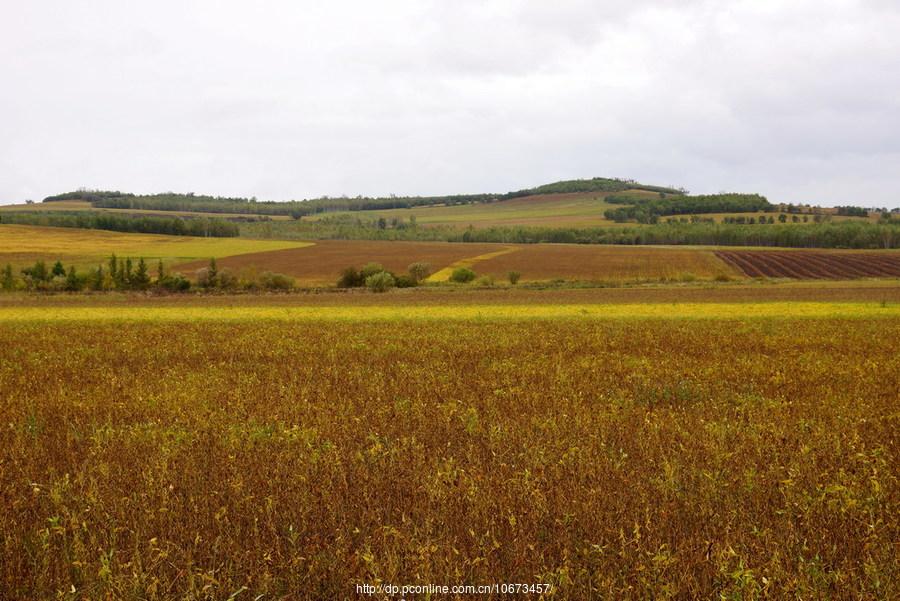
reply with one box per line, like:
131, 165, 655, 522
1, 0, 898, 207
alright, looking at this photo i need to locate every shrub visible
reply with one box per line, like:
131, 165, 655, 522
475, 275, 494, 287
507, 271, 521, 285
337, 267, 365, 288
260, 272, 294, 290
449, 267, 476, 283
366, 271, 395, 292
195, 267, 213, 288
394, 274, 418, 288
360, 262, 385, 279
407, 262, 431, 282
159, 273, 191, 292
217, 268, 238, 290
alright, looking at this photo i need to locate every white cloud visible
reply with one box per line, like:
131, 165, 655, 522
1, 0, 898, 206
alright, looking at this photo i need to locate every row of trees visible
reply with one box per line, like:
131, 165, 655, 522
446, 221, 900, 249
605, 193, 772, 223
720, 214, 821, 224
3, 256, 172, 292
1, 256, 295, 293
0, 212, 239, 237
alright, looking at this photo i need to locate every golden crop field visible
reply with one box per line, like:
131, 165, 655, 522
0, 224, 311, 269
0, 294, 898, 599
301, 191, 658, 229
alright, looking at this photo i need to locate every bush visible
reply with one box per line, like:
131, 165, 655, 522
394, 274, 418, 288
360, 262, 385, 279
407, 262, 431, 282
366, 271, 395, 292
507, 271, 521, 285
475, 275, 494, 287
337, 267, 365, 288
158, 273, 191, 292
217, 268, 238, 290
449, 267, 477, 283
195, 267, 213, 288
260, 272, 294, 290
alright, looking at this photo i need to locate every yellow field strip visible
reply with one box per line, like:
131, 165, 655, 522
0, 224, 313, 263
0, 302, 897, 322
426, 246, 521, 282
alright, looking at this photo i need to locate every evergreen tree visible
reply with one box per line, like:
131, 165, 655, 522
93, 265, 105, 291
206, 257, 218, 288
65, 266, 81, 291
52, 260, 66, 277
124, 258, 133, 287
1, 264, 14, 291
109, 254, 118, 283
132, 258, 150, 289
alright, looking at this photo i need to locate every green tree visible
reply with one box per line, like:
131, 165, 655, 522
1, 264, 15, 291
92, 265, 106, 291
23, 260, 49, 282
52, 260, 66, 277
124, 258, 133, 285
64, 266, 82, 291
205, 257, 219, 288
132, 258, 150, 289
507, 271, 521, 285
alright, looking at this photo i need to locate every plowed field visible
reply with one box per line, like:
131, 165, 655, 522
715, 250, 900, 279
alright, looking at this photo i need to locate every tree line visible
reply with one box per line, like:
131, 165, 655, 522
0, 212, 239, 237
39, 177, 685, 218
604, 193, 772, 223
2, 256, 294, 293
447, 221, 900, 249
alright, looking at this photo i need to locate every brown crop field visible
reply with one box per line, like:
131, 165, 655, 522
175, 240, 507, 284
475, 244, 739, 282
0, 300, 898, 599
176, 241, 743, 284
716, 249, 900, 279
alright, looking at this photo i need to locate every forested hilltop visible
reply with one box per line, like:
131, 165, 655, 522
19, 177, 898, 248
43, 177, 684, 217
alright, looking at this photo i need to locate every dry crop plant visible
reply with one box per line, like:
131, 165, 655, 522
0, 317, 897, 599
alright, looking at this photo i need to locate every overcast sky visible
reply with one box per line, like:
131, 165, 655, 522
2, 0, 899, 207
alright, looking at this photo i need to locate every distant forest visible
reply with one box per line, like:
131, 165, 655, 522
240, 216, 900, 249
43, 177, 685, 217
0, 211, 239, 237
604, 193, 772, 223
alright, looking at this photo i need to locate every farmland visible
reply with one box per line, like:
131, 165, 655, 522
175, 240, 741, 285
716, 249, 900, 279
0, 293, 897, 599
0, 224, 310, 270
302, 191, 639, 228
0, 200, 292, 221
174, 240, 507, 285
